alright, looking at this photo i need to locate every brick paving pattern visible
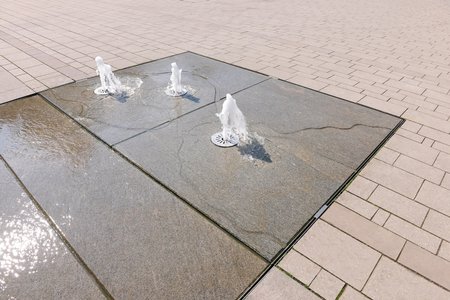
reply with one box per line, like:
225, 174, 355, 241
1, 0, 450, 298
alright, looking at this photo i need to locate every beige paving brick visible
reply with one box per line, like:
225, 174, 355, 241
423, 210, 450, 242
351, 70, 387, 83
434, 152, 450, 173
396, 128, 424, 143
24, 64, 55, 77
394, 155, 444, 184
434, 141, 450, 155
321, 85, 364, 102
402, 120, 422, 133
309, 269, 344, 300
363, 257, 450, 300
359, 96, 406, 116
399, 242, 450, 289
295, 220, 380, 290
322, 203, 405, 259
384, 215, 440, 253
403, 95, 438, 110
442, 173, 450, 190
439, 241, 450, 262
403, 109, 450, 133
339, 286, 369, 300
347, 176, 377, 200
361, 159, 423, 199
424, 89, 450, 103
278, 250, 321, 285
385, 134, 439, 165
385, 79, 426, 94
247, 268, 320, 300
372, 209, 390, 226
422, 137, 434, 147
374, 147, 399, 164
335, 191, 377, 219
288, 75, 328, 91
415, 181, 450, 217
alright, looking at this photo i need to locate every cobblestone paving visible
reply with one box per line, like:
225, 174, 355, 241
1, 0, 450, 298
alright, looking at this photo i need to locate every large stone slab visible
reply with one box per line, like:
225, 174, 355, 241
115, 78, 402, 260
40, 52, 268, 145
0, 96, 266, 299
0, 159, 104, 299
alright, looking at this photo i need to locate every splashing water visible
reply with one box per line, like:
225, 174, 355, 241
211, 94, 248, 147
165, 62, 187, 96
94, 56, 123, 95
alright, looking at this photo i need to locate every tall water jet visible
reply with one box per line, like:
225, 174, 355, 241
165, 62, 187, 96
211, 94, 248, 147
94, 56, 123, 95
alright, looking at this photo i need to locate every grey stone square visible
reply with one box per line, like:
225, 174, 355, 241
40, 52, 268, 145
0, 96, 266, 299
115, 78, 402, 260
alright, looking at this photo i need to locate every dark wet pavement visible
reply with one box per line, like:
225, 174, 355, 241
0, 53, 402, 299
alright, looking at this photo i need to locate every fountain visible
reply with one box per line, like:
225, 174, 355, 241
165, 62, 187, 96
211, 94, 248, 147
94, 56, 123, 95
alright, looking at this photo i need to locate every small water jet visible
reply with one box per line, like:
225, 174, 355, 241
165, 62, 187, 96
211, 93, 248, 147
94, 56, 123, 95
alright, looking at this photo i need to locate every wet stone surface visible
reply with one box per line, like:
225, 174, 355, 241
0, 96, 266, 299
0, 158, 104, 299
40, 52, 268, 145
115, 78, 402, 260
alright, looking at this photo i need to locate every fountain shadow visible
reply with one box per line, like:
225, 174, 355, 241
181, 93, 200, 103
238, 137, 272, 163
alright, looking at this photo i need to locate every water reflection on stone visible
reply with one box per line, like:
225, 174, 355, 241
0, 193, 66, 292
0, 96, 93, 169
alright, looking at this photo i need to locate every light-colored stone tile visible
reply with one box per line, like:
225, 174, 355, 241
371, 209, 390, 226
385, 134, 439, 165
384, 215, 440, 253
361, 159, 423, 198
309, 269, 344, 300
278, 250, 321, 285
359, 96, 406, 116
295, 220, 380, 290
396, 128, 425, 143
368, 186, 428, 226
399, 242, 450, 289
323, 203, 405, 259
289, 75, 328, 91
247, 268, 320, 300
401, 120, 422, 133
435, 152, 450, 173
403, 109, 450, 133
394, 155, 444, 184
415, 181, 450, 217
374, 147, 399, 165
439, 241, 450, 262
442, 173, 450, 190
363, 256, 450, 300
347, 176, 377, 200
339, 286, 369, 300
423, 210, 450, 242
321, 85, 364, 102
335, 191, 377, 219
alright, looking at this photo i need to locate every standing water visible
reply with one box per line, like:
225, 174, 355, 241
165, 62, 187, 96
211, 94, 248, 147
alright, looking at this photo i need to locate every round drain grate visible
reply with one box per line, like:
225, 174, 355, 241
210, 132, 239, 147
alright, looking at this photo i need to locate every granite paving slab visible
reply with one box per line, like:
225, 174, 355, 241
0, 158, 104, 299
0, 96, 266, 299
40, 52, 268, 145
115, 78, 402, 260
